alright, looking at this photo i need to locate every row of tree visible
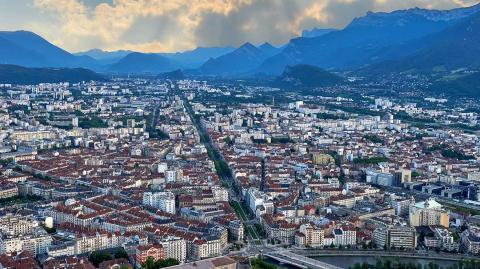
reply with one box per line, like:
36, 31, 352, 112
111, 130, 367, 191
141, 257, 180, 269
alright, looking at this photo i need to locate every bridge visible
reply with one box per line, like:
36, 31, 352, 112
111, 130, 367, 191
264, 251, 342, 269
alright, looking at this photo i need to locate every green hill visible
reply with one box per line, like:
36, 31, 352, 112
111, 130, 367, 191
431, 71, 480, 97
0, 64, 105, 84
273, 64, 345, 88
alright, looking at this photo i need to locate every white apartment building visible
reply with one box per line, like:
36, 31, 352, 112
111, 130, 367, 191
211, 186, 229, 202
143, 191, 176, 214
388, 226, 417, 249
391, 197, 415, 216
56, 230, 148, 255
22, 232, 53, 256
0, 236, 22, 254
373, 226, 417, 250
166, 169, 183, 183
160, 236, 187, 262
431, 226, 458, 251
0, 213, 38, 236
373, 227, 387, 248
246, 188, 274, 216
461, 226, 480, 254
0, 228, 52, 255
333, 227, 356, 246
192, 237, 221, 260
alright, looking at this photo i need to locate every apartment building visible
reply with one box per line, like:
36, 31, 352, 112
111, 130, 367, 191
228, 220, 244, 242
424, 226, 458, 251
0, 228, 52, 255
159, 236, 187, 262
0, 213, 38, 236
409, 199, 449, 228
143, 192, 176, 214
333, 227, 356, 247
191, 237, 221, 260
296, 223, 324, 248
461, 226, 480, 254
136, 244, 165, 267
0, 183, 18, 199
374, 226, 417, 250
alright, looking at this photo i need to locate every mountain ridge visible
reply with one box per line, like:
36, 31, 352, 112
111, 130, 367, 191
108, 52, 177, 74
360, 10, 480, 75
0, 30, 97, 68
198, 42, 279, 76
256, 3, 480, 75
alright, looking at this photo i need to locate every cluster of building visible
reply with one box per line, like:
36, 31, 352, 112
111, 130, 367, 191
1, 78, 480, 269
190, 86, 480, 254
0, 80, 245, 268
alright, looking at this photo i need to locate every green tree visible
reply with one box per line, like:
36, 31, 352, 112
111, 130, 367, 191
114, 248, 129, 259
142, 256, 156, 269
141, 257, 180, 269
89, 250, 113, 267
155, 258, 180, 268
251, 258, 277, 269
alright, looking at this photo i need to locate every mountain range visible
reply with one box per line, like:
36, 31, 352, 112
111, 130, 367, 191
75, 46, 235, 71
301, 28, 338, 38
0, 31, 97, 68
257, 4, 480, 75
361, 9, 480, 74
1, 3, 480, 95
160, 46, 235, 69
74, 49, 133, 65
198, 42, 281, 76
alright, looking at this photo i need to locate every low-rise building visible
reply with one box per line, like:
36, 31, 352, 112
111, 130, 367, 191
461, 226, 480, 254
333, 227, 356, 247
135, 244, 165, 267
296, 223, 324, 248
373, 226, 416, 250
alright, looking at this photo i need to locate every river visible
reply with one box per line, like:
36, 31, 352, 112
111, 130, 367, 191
312, 256, 459, 269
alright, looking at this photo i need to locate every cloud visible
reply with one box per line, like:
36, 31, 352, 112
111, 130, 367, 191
32, 0, 252, 51
21, 0, 480, 52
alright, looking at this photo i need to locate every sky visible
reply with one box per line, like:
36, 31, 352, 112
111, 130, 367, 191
0, 0, 479, 53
